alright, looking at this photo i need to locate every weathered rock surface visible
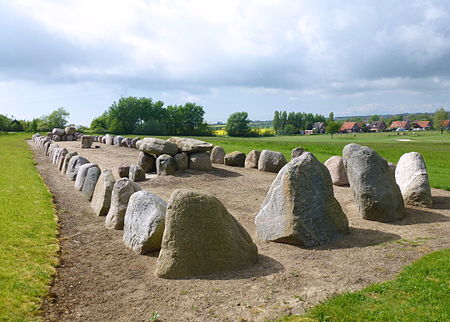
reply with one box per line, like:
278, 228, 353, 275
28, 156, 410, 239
81, 135, 94, 148
168, 137, 213, 154
255, 152, 348, 246
324, 156, 349, 186
174, 153, 189, 171
342, 143, 405, 222
138, 151, 156, 172
56, 148, 69, 171
139, 138, 179, 156
114, 136, 125, 146
52, 128, 65, 136
62, 152, 78, 174
291, 147, 304, 159
189, 152, 212, 171
81, 165, 101, 200
65, 126, 76, 135
156, 154, 176, 175
210, 146, 225, 164
66, 134, 74, 141
245, 150, 261, 168
131, 137, 140, 149
155, 190, 258, 278
224, 151, 246, 167
258, 150, 287, 173
66, 156, 90, 181
123, 191, 167, 254
91, 169, 116, 216
388, 162, 396, 173
75, 163, 95, 190
395, 152, 432, 208
104, 134, 114, 145
105, 178, 141, 230
129, 165, 146, 182
118, 163, 130, 178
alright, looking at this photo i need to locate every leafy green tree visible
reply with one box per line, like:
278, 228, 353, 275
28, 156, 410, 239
273, 111, 280, 133
326, 121, 341, 138
225, 112, 251, 136
90, 112, 110, 133
44, 107, 70, 129
328, 112, 334, 123
0, 114, 11, 131
369, 114, 380, 122
433, 107, 448, 134
284, 124, 297, 134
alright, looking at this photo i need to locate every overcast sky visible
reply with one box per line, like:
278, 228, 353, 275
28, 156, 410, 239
1, 0, 450, 125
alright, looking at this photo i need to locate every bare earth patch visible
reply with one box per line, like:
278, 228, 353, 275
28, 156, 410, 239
29, 141, 450, 322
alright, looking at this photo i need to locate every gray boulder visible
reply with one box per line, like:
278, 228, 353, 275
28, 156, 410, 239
105, 178, 141, 230
118, 163, 130, 178
81, 165, 101, 200
123, 191, 167, 254
258, 150, 287, 173
129, 165, 146, 182
66, 134, 74, 141
388, 162, 396, 173
65, 126, 76, 135
114, 136, 125, 146
66, 156, 90, 181
137, 151, 156, 172
324, 156, 349, 186
245, 150, 261, 168
131, 137, 140, 149
155, 190, 258, 279
343, 143, 405, 222
189, 152, 212, 171
56, 148, 69, 171
74, 163, 96, 191
224, 151, 246, 167
255, 152, 348, 246
395, 152, 432, 208
174, 153, 189, 171
104, 134, 114, 145
62, 152, 78, 174
91, 169, 116, 216
210, 146, 225, 164
139, 138, 179, 156
168, 137, 213, 154
156, 154, 176, 175
52, 128, 65, 136
291, 147, 304, 159
81, 135, 94, 148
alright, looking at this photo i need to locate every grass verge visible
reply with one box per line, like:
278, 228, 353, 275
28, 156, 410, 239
0, 133, 58, 321
280, 248, 450, 322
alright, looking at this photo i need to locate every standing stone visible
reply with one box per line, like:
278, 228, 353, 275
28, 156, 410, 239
210, 146, 226, 164
395, 152, 432, 208
291, 147, 304, 159
174, 153, 189, 171
129, 165, 146, 182
105, 178, 141, 230
343, 143, 405, 222
245, 150, 261, 168
52, 128, 65, 136
81, 165, 101, 200
131, 137, 141, 149
81, 135, 94, 148
255, 153, 348, 246
258, 150, 287, 173
66, 156, 90, 181
65, 126, 76, 135
66, 134, 74, 141
324, 156, 349, 186
120, 138, 130, 147
74, 163, 95, 190
168, 137, 213, 154
104, 134, 114, 145
189, 152, 212, 171
118, 163, 130, 178
156, 154, 176, 175
56, 149, 69, 171
123, 191, 167, 254
155, 190, 258, 279
114, 136, 125, 146
224, 151, 246, 167
91, 170, 116, 216
62, 152, 78, 174
138, 151, 156, 172
139, 138, 179, 156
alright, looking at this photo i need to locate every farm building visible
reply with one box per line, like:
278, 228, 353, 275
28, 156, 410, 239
367, 121, 386, 132
389, 120, 410, 130
339, 121, 361, 133
411, 120, 432, 130
442, 120, 450, 129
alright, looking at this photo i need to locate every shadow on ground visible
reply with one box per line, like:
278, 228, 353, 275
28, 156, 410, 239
391, 207, 450, 225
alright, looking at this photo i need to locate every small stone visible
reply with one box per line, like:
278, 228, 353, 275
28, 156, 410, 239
189, 152, 212, 171
138, 151, 156, 173
81, 135, 94, 148
156, 154, 176, 175
224, 151, 246, 167
174, 153, 189, 171
210, 146, 226, 164
245, 150, 261, 168
118, 163, 130, 178
129, 165, 146, 182
258, 150, 287, 173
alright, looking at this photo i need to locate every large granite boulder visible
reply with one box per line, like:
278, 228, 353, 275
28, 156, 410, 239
291, 147, 304, 159
123, 191, 167, 254
52, 128, 65, 136
245, 150, 261, 168
131, 137, 140, 149
324, 156, 349, 186
65, 126, 76, 135
138, 151, 156, 173
224, 151, 246, 167
255, 152, 348, 246
129, 165, 146, 182
155, 190, 258, 278
113, 136, 125, 146
81, 165, 101, 200
104, 134, 114, 145
74, 163, 95, 190
62, 152, 78, 174
168, 137, 213, 154
156, 154, 176, 175
258, 150, 287, 173
174, 153, 189, 171
210, 146, 225, 164
56, 148, 69, 171
395, 152, 432, 208
342, 143, 405, 222
91, 169, 116, 216
81, 135, 94, 148
66, 156, 90, 181
139, 138, 178, 156
105, 178, 141, 230
189, 152, 212, 171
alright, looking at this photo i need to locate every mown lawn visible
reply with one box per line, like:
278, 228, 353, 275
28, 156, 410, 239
0, 133, 58, 321
279, 248, 450, 322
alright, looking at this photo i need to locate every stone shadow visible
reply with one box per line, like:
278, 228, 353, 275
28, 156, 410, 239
432, 196, 450, 210
170, 167, 243, 179
390, 207, 450, 225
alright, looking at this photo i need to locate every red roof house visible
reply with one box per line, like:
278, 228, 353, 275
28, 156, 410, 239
389, 121, 409, 130
411, 120, 431, 129
442, 120, 450, 129
339, 122, 361, 133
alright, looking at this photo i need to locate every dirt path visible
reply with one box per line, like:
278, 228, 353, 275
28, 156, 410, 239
30, 141, 450, 322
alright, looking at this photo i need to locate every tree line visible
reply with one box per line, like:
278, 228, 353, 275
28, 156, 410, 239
0, 108, 70, 132
90, 97, 211, 136
272, 111, 327, 134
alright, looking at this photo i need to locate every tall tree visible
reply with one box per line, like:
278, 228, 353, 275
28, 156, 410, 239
273, 111, 280, 133
433, 107, 448, 134
225, 112, 250, 136
328, 112, 334, 123
44, 107, 70, 129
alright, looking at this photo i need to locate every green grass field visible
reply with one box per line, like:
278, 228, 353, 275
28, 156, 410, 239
0, 133, 58, 321
279, 248, 450, 322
